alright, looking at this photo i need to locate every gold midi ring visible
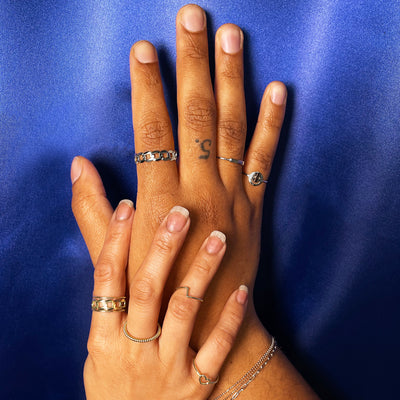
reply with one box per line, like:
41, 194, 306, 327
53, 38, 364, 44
175, 286, 204, 302
123, 321, 162, 343
193, 359, 219, 385
91, 296, 127, 312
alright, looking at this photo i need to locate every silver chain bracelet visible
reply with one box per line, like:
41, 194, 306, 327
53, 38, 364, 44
210, 337, 278, 400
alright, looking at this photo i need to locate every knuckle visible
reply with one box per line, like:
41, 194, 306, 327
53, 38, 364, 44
181, 34, 208, 60
130, 277, 156, 306
250, 148, 273, 173
169, 294, 197, 321
219, 58, 243, 81
218, 119, 246, 147
183, 96, 216, 131
262, 112, 283, 132
87, 332, 109, 358
192, 259, 213, 277
213, 326, 236, 351
153, 232, 174, 255
133, 60, 161, 89
137, 113, 171, 147
94, 261, 117, 285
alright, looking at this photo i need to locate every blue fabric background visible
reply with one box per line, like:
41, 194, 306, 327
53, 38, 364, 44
1, 1, 399, 399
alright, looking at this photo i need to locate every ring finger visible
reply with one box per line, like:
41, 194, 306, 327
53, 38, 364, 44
126, 206, 190, 340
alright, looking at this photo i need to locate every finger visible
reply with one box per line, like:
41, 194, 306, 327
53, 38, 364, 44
159, 231, 226, 360
214, 24, 247, 188
127, 206, 190, 340
71, 156, 113, 265
176, 4, 218, 184
90, 200, 134, 335
193, 285, 248, 385
243, 81, 287, 204
130, 41, 178, 194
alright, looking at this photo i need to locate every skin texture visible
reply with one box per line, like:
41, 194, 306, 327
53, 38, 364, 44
72, 4, 319, 399
84, 202, 248, 400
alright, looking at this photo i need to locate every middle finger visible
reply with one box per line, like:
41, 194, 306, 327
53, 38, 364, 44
176, 5, 219, 185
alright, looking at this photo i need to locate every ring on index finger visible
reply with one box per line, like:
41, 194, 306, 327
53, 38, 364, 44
134, 150, 178, 164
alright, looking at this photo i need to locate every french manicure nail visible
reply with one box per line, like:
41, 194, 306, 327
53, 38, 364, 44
134, 41, 158, 63
167, 206, 189, 233
181, 5, 205, 32
70, 156, 82, 185
271, 84, 287, 105
236, 285, 248, 305
206, 231, 226, 254
221, 27, 242, 54
116, 199, 134, 221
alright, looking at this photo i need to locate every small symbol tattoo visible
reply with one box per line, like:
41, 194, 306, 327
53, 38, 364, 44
196, 139, 212, 159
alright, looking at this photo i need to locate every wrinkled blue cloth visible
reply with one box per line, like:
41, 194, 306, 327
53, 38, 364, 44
1, 1, 399, 399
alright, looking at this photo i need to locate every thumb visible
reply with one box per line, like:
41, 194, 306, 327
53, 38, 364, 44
71, 156, 114, 265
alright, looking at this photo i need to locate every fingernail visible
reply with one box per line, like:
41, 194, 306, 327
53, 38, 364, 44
206, 231, 226, 254
220, 26, 242, 54
271, 84, 287, 105
116, 199, 134, 221
181, 5, 205, 32
134, 41, 158, 63
167, 206, 189, 233
70, 156, 82, 184
236, 285, 248, 305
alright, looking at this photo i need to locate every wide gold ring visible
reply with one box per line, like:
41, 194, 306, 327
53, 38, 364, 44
91, 296, 127, 312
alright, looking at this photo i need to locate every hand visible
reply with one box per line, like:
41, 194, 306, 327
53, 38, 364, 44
71, 4, 286, 346
84, 201, 247, 400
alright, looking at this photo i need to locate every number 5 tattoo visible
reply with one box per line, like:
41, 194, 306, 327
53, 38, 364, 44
195, 139, 212, 159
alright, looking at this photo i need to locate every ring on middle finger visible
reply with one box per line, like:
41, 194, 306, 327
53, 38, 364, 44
175, 286, 204, 302
134, 150, 178, 164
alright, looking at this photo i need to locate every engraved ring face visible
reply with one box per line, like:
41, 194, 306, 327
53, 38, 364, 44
248, 171, 266, 186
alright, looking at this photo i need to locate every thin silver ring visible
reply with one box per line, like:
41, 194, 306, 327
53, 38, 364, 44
243, 171, 268, 186
175, 286, 204, 302
217, 156, 245, 166
123, 321, 162, 343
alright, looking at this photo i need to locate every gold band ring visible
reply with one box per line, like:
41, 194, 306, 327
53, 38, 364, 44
91, 296, 127, 312
122, 321, 162, 343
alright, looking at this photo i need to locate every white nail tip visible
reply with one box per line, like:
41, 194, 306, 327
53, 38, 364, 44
210, 230, 226, 243
169, 206, 189, 218
239, 285, 248, 293
119, 199, 133, 208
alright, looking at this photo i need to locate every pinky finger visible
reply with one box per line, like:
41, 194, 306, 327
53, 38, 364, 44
192, 285, 248, 385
